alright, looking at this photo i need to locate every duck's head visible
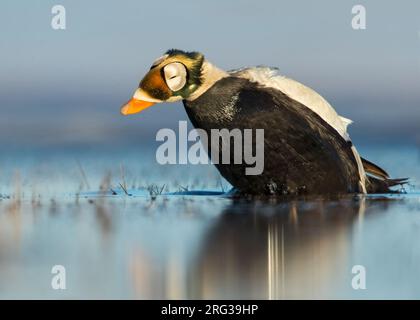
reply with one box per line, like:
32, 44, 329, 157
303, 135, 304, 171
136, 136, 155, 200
121, 49, 205, 115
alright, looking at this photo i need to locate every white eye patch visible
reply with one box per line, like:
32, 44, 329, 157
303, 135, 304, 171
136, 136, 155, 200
163, 62, 187, 91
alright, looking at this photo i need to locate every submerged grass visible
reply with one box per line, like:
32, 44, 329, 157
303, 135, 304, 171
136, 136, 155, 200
147, 184, 166, 200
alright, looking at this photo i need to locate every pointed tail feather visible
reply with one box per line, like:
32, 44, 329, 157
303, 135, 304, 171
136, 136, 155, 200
361, 157, 409, 193
361, 157, 390, 180
366, 176, 409, 194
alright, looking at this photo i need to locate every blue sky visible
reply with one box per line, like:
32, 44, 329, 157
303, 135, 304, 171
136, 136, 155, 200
0, 0, 419, 147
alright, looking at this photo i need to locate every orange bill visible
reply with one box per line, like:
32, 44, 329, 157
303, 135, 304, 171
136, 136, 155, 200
120, 98, 155, 115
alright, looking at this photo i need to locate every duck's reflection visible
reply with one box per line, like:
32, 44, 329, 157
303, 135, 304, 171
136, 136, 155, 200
187, 197, 382, 299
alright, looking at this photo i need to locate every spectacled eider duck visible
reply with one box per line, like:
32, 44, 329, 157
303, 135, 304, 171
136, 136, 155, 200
121, 49, 407, 196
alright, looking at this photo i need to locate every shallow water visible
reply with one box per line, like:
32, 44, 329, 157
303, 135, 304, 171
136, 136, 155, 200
0, 144, 419, 299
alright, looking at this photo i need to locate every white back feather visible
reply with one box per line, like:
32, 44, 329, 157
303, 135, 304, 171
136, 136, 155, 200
230, 67, 352, 140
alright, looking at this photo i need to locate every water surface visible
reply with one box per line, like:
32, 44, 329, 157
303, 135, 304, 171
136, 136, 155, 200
0, 144, 419, 299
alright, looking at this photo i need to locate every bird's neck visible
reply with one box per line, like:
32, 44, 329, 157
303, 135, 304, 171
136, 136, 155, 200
186, 60, 228, 102
183, 77, 250, 129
